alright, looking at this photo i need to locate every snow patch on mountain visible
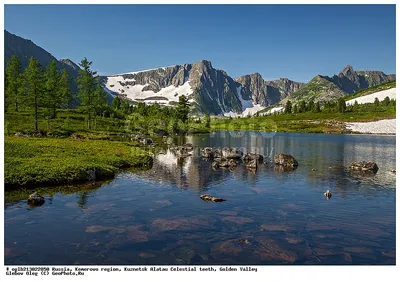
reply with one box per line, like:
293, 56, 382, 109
105, 75, 193, 105
346, 88, 396, 106
222, 87, 265, 117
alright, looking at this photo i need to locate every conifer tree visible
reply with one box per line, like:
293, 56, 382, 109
77, 58, 97, 129
176, 95, 190, 123
337, 97, 346, 113
314, 101, 321, 113
59, 69, 73, 108
24, 57, 44, 132
284, 100, 292, 114
5, 55, 23, 112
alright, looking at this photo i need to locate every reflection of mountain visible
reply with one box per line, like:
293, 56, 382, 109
134, 132, 395, 197
135, 148, 229, 192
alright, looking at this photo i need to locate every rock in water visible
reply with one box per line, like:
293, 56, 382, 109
324, 190, 332, 199
200, 194, 226, 202
27, 192, 45, 206
245, 159, 258, 169
350, 161, 379, 173
212, 161, 220, 169
201, 147, 214, 159
243, 153, 264, 163
222, 147, 243, 159
219, 159, 238, 168
274, 153, 298, 167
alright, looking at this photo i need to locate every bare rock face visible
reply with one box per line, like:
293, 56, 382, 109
27, 192, 45, 206
235, 74, 304, 106
274, 154, 298, 168
350, 161, 379, 173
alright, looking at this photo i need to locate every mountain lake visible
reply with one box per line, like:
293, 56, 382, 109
4, 131, 396, 265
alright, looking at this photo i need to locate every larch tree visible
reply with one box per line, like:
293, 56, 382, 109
5, 55, 23, 112
59, 68, 73, 108
44, 60, 61, 121
24, 57, 44, 132
77, 58, 97, 129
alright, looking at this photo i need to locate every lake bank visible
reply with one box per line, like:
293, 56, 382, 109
4, 137, 154, 190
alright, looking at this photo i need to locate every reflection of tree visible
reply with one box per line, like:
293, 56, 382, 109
77, 192, 89, 209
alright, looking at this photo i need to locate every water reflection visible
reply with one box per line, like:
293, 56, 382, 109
135, 132, 395, 197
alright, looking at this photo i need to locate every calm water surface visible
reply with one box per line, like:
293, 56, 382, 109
4, 132, 396, 265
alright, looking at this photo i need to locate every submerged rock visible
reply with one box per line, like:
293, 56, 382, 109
274, 153, 298, 167
200, 194, 226, 202
350, 161, 379, 173
237, 238, 250, 244
27, 192, 45, 206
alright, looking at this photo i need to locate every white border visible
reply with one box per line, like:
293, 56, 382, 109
1, 1, 398, 282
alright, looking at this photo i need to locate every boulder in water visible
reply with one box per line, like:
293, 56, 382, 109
201, 147, 214, 159
274, 154, 298, 168
27, 192, 45, 206
244, 153, 263, 163
200, 194, 226, 202
222, 147, 243, 159
350, 161, 379, 173
324, 190, 332, 199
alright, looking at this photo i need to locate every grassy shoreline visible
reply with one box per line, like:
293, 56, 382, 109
5, 137, 154, 190
211, 110, 396, 134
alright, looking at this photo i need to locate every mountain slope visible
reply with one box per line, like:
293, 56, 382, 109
103, 60, 256, 115
234, 74, 304, 107
290, 65, 396, 103
4, 30, 79, 87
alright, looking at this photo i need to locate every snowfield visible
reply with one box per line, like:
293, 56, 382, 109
345, 119, 396, 134
263, 106, 284, 115
105, 75, 194, 105
346, 87, 396, 106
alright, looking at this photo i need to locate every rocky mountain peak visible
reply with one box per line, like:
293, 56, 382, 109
59, 59, 81, 71
339, 64, 356, 77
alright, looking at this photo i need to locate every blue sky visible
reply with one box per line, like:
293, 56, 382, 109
4, 4, 396, 82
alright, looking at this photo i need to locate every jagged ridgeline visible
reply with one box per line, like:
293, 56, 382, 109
288, 65, 396, 104
4, 30, 396, 115
102, 60, 305, 116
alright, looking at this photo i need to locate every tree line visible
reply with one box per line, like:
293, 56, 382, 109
5, 55, 109, 131
284, 96, 395, 115
5, 54, 199, 134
